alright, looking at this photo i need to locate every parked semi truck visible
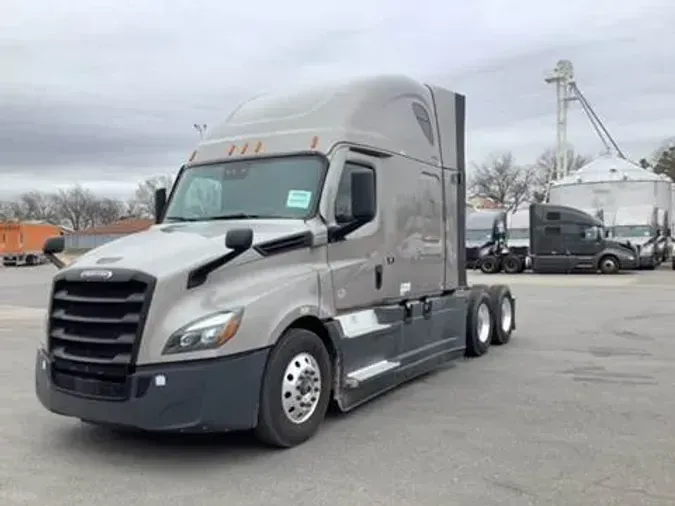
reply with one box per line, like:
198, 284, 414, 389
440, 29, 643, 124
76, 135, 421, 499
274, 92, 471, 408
464, 209, 507, 272
529, 203, 637, 274
465, 209, 528, 274
505, 208, 530, 272
609, 205, 661, 270
35, 75, 517, 448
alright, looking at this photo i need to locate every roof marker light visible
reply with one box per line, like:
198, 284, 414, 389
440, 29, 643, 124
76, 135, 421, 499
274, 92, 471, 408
228, 145, 236, 156
310, 136, 319, 149
254, 141, 263, 154
189, 150, 197, 162
240, 143, 249, 155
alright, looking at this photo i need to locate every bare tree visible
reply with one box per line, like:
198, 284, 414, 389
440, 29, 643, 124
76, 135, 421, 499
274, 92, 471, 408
53, 186, 101, 231
0, 201, 13, 221
470, 152, 535, 210
91, 197, 126, 226
532, 147, 591, 202
128, 175, 174, 218
8, 191, 59, 222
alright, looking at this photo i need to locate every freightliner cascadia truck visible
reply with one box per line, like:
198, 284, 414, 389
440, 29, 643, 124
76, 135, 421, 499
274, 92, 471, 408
35, 75, 517, 448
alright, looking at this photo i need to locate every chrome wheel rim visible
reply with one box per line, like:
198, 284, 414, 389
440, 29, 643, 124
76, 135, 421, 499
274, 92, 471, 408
501, 297, 513, 333
477, 303, 492, 344
281, 352, 322, 424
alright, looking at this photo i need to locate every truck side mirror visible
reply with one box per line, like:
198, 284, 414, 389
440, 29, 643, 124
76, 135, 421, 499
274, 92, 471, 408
604, 229, 610, 238
43, 236, 66, 269
225, 228, 253, 251
43, 236, 65, 255
154, 188, 167, 224
350, 171, 376, 222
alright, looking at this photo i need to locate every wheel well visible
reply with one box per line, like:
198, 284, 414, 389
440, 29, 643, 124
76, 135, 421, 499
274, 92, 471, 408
598, 254, 619, 269
287, 316, 336, 361
286, 316, 339, 400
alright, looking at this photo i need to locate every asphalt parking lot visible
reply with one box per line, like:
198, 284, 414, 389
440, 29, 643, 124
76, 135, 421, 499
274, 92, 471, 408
2, 265, 675, 505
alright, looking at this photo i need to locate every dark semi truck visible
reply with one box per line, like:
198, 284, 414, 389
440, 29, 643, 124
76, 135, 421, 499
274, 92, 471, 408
466, 210, 507, 273
529, 203, 638, 274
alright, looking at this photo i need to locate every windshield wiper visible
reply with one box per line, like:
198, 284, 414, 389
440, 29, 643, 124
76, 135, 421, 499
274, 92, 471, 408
164, 216, 200, 222
202, 213, 283, 220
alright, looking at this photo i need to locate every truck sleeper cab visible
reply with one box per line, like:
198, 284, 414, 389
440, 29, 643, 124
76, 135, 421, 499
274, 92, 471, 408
529, 203, 637, 274
35, 76, 517, 448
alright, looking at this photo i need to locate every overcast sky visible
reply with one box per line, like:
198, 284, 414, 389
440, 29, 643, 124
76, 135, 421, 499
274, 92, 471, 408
2, 0, 674, 199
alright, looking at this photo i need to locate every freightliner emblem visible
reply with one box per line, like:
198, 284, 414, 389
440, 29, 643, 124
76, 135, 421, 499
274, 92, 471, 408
80, 269, 113, 280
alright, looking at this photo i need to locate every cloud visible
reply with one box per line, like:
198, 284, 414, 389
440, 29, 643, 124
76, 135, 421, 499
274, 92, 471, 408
2, 0, 674, 196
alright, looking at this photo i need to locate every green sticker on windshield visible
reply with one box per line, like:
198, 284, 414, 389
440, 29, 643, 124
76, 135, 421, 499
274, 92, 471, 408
286, 190, 312, 209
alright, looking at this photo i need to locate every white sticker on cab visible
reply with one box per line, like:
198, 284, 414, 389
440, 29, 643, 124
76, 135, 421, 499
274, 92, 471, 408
286, 190, 312, 209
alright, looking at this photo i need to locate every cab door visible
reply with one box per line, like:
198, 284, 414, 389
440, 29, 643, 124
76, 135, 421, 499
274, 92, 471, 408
532, 225, 571, 273
568, 224, 601, 270
324, 148, 403, 377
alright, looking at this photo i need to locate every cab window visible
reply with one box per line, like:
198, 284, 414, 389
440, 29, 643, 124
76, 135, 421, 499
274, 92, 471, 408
335, 163, 376, 223
579, 225, 598, 240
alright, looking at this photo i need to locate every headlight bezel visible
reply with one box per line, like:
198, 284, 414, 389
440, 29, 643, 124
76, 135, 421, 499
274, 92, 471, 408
162, 309, 244, 355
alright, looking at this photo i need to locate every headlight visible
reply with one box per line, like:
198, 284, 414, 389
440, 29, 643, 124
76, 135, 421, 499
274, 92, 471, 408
640, 244, 653, 255
162, 310, 243, 355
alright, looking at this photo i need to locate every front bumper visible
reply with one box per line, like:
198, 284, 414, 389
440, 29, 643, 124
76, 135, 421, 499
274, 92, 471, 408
35, 347, 269, 432
638, 255, 656, 269
620, 256, 639, 270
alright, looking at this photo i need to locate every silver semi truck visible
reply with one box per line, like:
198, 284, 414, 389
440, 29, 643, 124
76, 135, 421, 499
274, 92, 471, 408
610, 205, 661, 269
35, 75, 517, 448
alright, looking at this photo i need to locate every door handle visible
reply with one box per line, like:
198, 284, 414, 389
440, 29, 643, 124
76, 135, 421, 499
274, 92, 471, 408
374, 264, 383, 290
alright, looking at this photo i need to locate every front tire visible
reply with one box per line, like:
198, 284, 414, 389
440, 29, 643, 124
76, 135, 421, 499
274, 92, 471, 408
598, 255, 619, 275
255, 328, 332, 448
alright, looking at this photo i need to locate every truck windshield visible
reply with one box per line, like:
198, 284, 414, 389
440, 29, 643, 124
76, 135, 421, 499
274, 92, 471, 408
612, 225, 652, 238
465, 229, 493, 242
163, 155, 326, 222
509, 228, 529, 239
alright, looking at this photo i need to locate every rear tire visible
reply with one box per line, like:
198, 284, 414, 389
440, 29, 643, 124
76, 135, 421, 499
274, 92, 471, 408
479, 255, 501, 274
598, 255, 619, 275
502, 255, 522, 274
486, 285, 514, 345
465, 289, 494, 357
255, 328, 331, 448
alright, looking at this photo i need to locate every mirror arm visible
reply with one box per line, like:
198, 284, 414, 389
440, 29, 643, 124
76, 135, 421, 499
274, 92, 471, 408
328, 218, 368, 242
45, 252, 66, 270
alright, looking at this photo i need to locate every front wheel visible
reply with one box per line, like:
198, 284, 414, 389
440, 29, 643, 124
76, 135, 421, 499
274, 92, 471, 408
255, 328, 332, 448
598, 255, 620, 275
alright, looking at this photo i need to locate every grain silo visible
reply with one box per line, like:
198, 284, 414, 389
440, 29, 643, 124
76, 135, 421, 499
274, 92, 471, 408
548, 155, 672, 228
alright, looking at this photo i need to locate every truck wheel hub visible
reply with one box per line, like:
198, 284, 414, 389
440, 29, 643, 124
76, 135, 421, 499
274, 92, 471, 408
477, 303, 491, 344
281, 352, 322, 424
501, 298, 513, 333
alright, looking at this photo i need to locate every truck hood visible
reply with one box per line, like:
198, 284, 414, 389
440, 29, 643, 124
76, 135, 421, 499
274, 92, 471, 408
615, 236, 652, 247
605, 240, 640, 255
67, 220, 313, 278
